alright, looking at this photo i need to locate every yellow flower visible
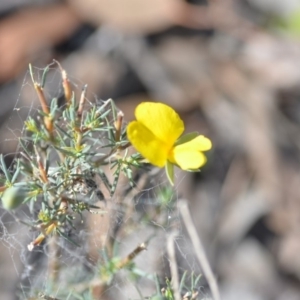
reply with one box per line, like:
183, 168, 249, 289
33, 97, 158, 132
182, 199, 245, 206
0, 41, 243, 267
127, 102, 212, 179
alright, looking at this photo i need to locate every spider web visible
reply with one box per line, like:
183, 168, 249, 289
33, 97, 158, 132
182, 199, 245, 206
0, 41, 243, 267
0, 64, 210, 300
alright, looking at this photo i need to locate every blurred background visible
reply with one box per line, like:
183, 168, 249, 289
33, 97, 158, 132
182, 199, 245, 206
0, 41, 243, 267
1, 0, 300, 299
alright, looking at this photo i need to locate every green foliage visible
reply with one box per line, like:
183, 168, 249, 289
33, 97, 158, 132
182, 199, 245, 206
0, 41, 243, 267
0, 66, 145, 251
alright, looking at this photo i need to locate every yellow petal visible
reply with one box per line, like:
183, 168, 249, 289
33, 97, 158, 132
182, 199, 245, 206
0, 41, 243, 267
183, 135, 212, 152
168, 135, 212, 170
170, 148, 207, 170
127, 121, 170, 167
135, 102, 184, 147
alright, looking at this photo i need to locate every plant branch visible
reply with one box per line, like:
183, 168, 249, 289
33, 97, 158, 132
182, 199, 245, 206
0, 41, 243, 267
178, 200, 220, 300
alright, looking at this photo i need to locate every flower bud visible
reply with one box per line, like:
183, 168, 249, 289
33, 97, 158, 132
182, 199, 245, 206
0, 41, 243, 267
1, 186, 27, 210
